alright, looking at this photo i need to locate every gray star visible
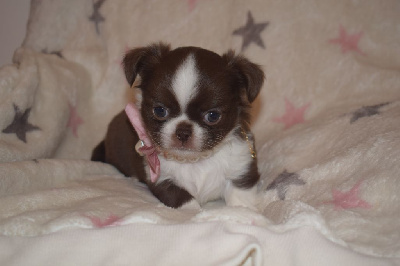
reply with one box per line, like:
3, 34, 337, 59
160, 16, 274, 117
266, 170, 305, 200
350, 102, 390, 124
233, 11, 269, 52
89, 0, 107, 34
2, 104, 40, 143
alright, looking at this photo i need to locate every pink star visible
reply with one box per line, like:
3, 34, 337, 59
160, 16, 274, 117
187, 0, 198, 11
67, 103, 84, 137
86, 214, 121, 228
329, 25, 365, 55
326, 180, 372, 210
272, 98, 310, 129
187, 0, 210, 11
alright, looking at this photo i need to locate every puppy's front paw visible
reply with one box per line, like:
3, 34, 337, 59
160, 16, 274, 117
224, 183, 260, 211
148, 180, 193, 208
180, 198, 202, 210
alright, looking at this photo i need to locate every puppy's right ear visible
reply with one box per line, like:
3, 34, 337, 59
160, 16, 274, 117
123, 42, 171, 86
222, 50, 264, 103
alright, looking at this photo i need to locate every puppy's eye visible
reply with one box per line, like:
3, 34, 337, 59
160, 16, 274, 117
204, 110, 221, 125
153, 106, 169, 120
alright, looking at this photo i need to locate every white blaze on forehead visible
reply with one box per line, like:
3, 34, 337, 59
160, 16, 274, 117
171, 54, 199, 109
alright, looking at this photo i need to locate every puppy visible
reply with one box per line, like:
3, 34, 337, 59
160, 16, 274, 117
92, 43, 264, 209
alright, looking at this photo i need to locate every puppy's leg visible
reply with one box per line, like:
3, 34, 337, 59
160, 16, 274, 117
148, 180, 193, 208
91, 141, 106, 162
225, 158, 260, 210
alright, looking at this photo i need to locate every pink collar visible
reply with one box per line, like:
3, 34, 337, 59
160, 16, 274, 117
125, 103, 160, 183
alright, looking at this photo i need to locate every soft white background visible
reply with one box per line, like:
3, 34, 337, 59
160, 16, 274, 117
0, 1, 30, 67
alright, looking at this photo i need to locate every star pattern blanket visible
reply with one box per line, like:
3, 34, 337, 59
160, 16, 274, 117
0, 0, 400, 265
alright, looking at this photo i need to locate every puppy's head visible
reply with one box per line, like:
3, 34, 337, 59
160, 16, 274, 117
123, 43, 264, 159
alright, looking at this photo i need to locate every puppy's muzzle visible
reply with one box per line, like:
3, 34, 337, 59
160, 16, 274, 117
175, 122, 192, 144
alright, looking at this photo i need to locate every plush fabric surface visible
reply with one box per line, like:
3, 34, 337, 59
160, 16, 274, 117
0, 0, 399, 265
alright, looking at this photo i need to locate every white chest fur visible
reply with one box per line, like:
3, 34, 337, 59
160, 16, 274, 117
154, 134, 253, 205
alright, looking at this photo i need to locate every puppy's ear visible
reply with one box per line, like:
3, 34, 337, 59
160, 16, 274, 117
222, 50, 265, 103
123, 42, 171, 86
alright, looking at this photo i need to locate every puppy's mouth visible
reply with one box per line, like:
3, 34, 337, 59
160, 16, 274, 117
155, 136, 214, 163
158, 146, 214, 163
149, 119, 227, 162
158, 141, 205, 157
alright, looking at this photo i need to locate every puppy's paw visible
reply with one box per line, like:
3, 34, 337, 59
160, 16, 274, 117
180, 198, 202, 210
149, 180, 194, 208
224, 183, 260, 212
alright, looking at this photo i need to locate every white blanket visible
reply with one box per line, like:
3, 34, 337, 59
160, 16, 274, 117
0, 0, 399, 265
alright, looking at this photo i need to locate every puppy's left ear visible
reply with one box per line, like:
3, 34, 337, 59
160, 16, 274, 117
222, 50, 265, 103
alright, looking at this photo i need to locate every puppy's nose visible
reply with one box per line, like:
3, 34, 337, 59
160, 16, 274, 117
175, 122, 192, 143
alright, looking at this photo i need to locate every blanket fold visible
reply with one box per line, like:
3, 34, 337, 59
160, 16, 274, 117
0, 48, 91, 162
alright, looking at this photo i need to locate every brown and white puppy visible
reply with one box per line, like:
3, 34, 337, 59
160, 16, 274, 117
92, 43, 264, 209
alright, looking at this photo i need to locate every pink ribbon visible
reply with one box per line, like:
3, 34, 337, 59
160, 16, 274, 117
125, 103, 160, 183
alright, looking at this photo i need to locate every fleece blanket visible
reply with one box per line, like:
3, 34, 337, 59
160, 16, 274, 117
1, 0, 400, 265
